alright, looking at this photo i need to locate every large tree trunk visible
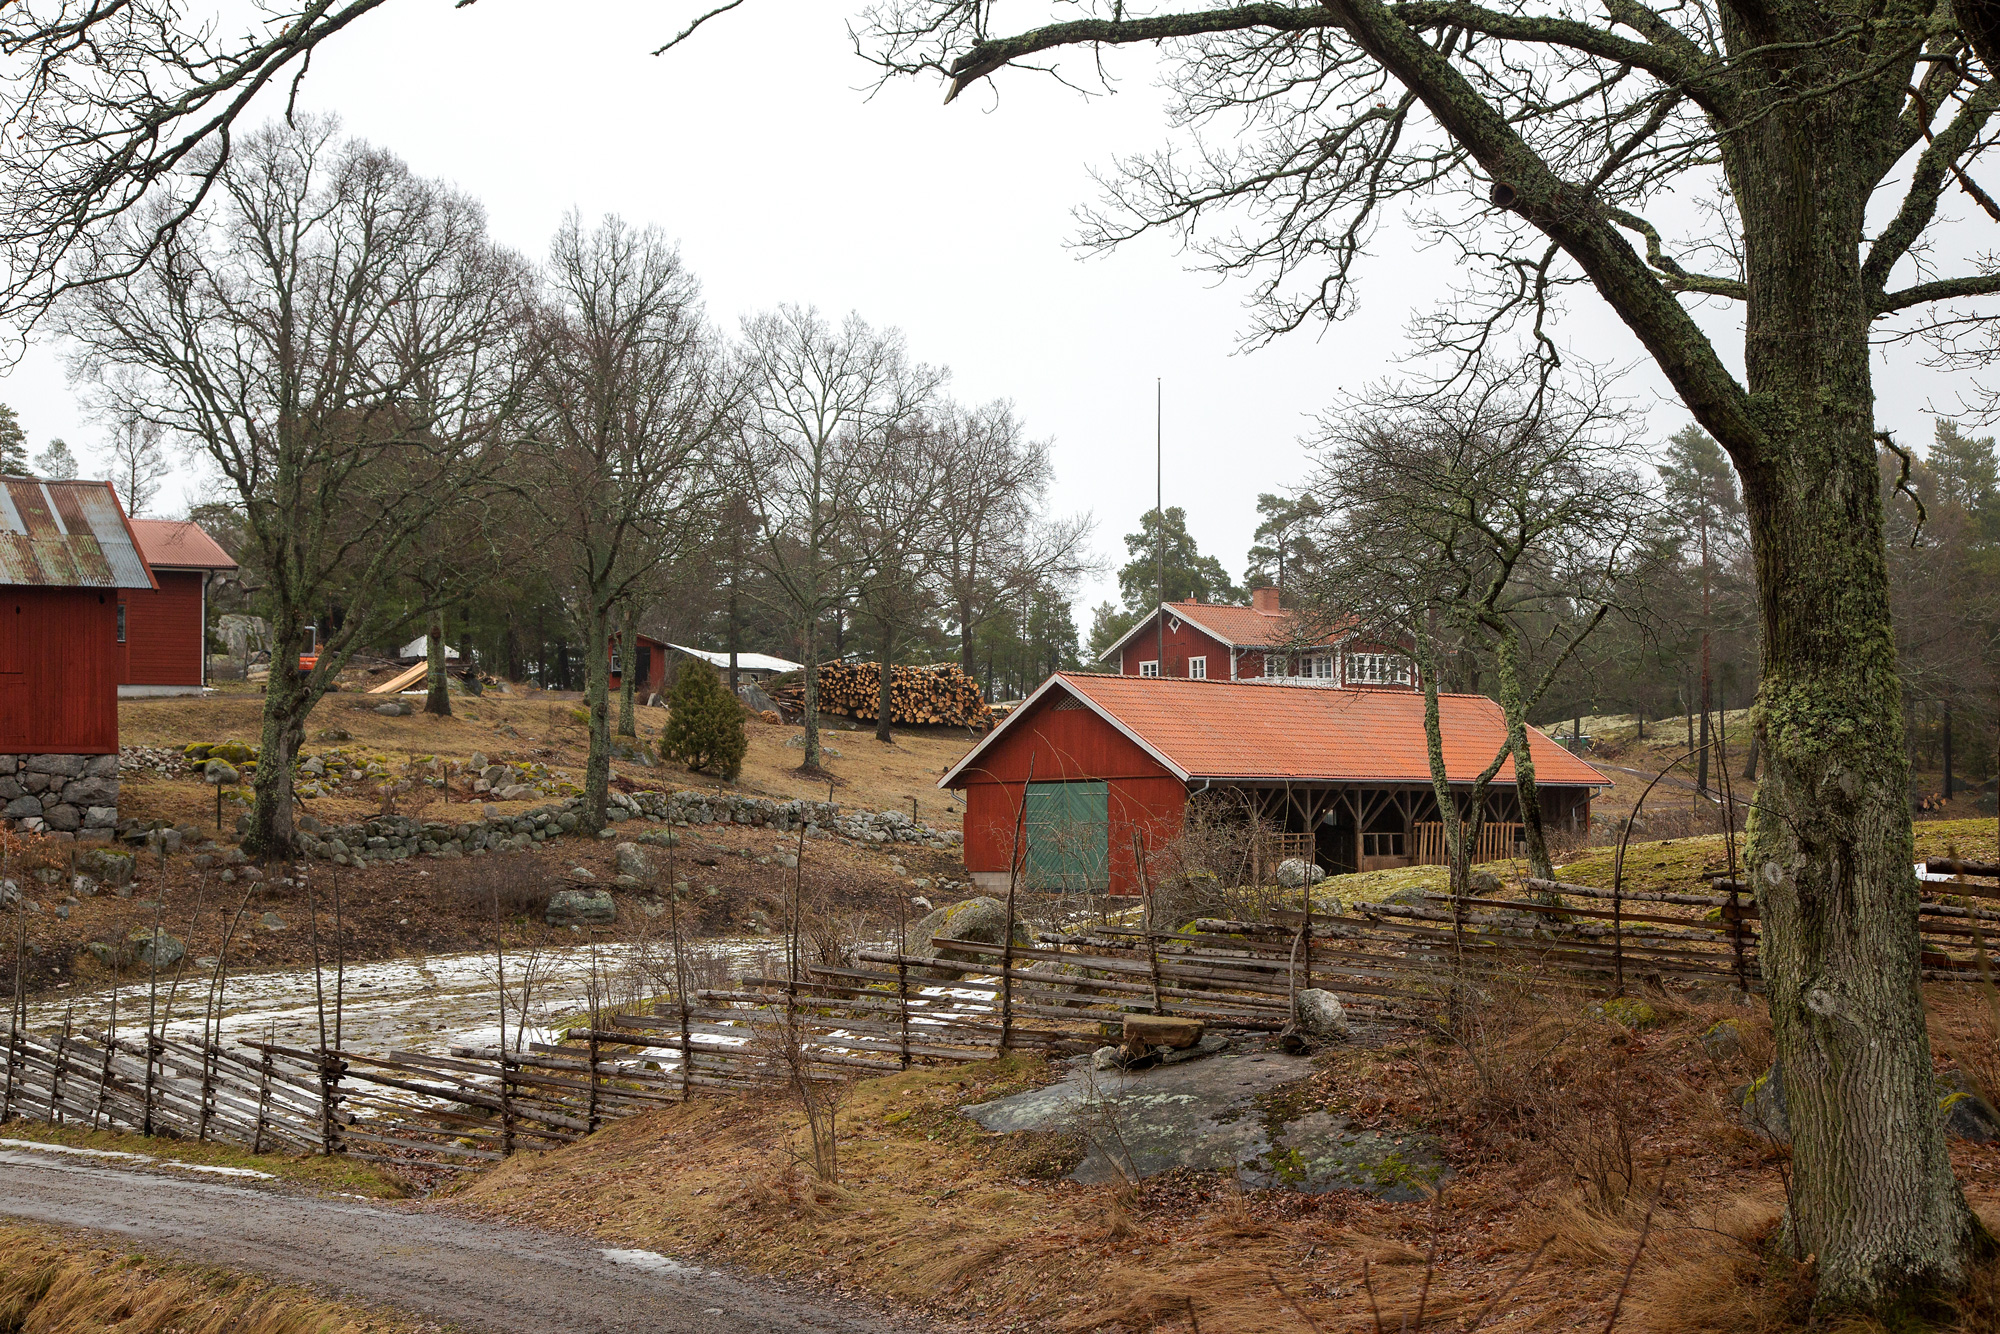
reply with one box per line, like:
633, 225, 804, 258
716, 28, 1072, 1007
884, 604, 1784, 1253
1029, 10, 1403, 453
245, 622, 311, 858
424, 607, 451, 717
581, 605, 613, 835
958, 596, 976, 677
1731, 107, 1979, 1305
874, 620, 896, 745
1492, 631, 1555, 882
616, 601, 639, 738
799, 618, 822, 772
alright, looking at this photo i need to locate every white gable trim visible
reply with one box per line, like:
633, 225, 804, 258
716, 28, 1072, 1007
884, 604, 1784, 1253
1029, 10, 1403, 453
937, 674, 1193, 788
1094, 602, 1252, 664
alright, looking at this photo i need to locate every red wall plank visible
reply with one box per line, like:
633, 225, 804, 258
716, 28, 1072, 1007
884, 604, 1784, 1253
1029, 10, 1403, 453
0, 587, 120, 752
1117, 614, 1237, 680
954, 697, 1187, 895
118, 571, 205, 687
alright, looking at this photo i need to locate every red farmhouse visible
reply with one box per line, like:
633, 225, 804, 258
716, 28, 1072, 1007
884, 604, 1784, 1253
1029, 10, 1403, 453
940, 672, 1607, 895
118, 518, 237, 697
1100, 586, 1417, 688
0, 477, 156, 838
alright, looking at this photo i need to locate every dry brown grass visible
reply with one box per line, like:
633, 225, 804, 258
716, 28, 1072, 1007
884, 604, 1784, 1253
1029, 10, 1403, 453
434, 973, 2000, 1334
0, 1225, 430, 1332
116, 689, 977, 828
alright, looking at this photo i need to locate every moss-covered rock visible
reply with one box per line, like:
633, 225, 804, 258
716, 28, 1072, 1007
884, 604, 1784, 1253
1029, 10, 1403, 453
1600, 996, 1662, 1030
906, 896, 1029, 978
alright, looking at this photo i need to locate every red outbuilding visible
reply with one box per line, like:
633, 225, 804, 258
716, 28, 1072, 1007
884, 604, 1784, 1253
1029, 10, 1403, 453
118, 518, 238, 696
939, 672, 1607, 895
608, 631, 670, 698
1099, 586, 1418, 688
0, 478, 156, 838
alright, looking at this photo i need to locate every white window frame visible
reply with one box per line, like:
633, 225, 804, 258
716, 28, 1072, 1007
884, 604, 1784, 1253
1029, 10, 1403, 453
1304, 652, 1334, 679
1346, 652, 1414, 686
1187, 655, 1207, 680
1139, 660, 1160, 678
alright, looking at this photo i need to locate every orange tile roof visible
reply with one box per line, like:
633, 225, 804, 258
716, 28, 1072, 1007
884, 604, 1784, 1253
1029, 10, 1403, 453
1098, 600, 1346, 662
1173, 602, 1335, 648
130, 518, 237, 571
942, 672, 1608, 788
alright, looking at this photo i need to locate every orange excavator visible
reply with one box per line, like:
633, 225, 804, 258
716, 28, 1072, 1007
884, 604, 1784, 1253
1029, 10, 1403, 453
299, 625, 320, 673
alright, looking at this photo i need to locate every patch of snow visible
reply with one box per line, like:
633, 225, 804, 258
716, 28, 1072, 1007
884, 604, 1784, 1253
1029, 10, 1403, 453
598, 1248, 708, 1279
0, 1138, 273, 1179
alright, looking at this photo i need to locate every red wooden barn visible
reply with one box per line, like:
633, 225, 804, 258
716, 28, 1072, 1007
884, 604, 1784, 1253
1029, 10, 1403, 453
118, 518, 237, 696
0, 478, 155, 837
1100, 586, 1417, 688
939, 672, 1608, 895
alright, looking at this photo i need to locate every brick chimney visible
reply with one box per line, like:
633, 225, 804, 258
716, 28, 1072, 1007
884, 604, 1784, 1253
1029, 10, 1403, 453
1252, 585, 1282, 614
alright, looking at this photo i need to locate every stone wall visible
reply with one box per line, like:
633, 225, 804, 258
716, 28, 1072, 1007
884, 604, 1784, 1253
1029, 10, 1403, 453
0, 754, 119, 839
298, 787, 961, 866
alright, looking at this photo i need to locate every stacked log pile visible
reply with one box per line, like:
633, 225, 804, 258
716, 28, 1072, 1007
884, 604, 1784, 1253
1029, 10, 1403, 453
767, 662, 992, 727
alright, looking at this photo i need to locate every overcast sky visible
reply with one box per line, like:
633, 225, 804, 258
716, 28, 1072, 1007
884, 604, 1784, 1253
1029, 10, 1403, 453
0, 0, 1979, 623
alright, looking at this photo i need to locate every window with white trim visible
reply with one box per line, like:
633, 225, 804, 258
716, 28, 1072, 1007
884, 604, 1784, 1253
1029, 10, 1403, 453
1346, 652, 1413, 686
1303, 653, 1334, 679
1187, 656, 1207, 679
1139, 660, 1160, 678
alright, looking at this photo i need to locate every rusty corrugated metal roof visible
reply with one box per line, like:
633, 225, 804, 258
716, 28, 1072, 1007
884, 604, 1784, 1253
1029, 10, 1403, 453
941, 672, 1609, 789
0, 478, 157, 589
130, 518, 237, 571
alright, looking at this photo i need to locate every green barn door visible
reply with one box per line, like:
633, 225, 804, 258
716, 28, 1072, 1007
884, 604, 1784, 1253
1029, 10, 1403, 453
1024, 781, 1110, 891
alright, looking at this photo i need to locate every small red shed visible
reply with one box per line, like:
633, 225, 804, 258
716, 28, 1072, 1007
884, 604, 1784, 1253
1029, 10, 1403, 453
939, 673, 1607, 895
1099, 586, 1417, 688
609, 632, 670, 698
119, 518, 237, 696
0, 478, 155, 838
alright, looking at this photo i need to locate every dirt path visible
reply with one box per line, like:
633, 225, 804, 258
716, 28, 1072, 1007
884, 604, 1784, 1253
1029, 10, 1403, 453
0, 1147, 928, 1333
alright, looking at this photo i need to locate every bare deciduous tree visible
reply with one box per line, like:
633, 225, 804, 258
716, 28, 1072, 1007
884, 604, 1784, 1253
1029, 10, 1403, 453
100, 410, 169, 516
1299, 368, 1654, 882
521, 213, 733, 833
843, 1, 2000, 1303
60, 116, 524, 856
736, 306, 942, 771
931, 401, 1094, 684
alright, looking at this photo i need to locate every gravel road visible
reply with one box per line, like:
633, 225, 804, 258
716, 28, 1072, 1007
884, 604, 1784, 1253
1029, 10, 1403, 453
0, 1146, 924, 1333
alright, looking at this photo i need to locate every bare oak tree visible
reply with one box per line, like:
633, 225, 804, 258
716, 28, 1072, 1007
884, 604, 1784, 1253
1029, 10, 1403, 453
59, 117, 522, 856
521, 214, 732, 833
1299, 367, 1653, 881
931, 400, 1094, 683
736, 306, 941, 771
846, 0, 2000, 1306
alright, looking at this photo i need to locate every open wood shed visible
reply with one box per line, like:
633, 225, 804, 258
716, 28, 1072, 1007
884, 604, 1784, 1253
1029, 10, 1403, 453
939, 672, 1608, 895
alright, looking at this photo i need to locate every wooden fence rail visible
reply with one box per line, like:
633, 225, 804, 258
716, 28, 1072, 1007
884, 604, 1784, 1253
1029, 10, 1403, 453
11, 862, 2000, 1171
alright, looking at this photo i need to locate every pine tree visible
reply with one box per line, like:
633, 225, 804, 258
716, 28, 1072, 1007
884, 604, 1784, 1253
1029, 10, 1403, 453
660, 660, 746, 780
0, 405, 27, 476
31, 438, 77, 479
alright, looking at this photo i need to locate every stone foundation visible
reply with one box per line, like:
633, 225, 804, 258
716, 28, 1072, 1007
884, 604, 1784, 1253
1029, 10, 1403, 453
0, 753, 120, 839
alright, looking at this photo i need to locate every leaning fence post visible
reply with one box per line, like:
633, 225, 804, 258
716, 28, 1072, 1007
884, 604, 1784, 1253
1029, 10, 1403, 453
48, 1006, 76, 1125
1133, 829, 1163, 1015
498, 1049, 515, 1157
318, 1050, 345, 1156
586, 1027, 601, 1134
253, 1042, 273, 1155
5, 904, 24, 1121
897, 899, 911, 1071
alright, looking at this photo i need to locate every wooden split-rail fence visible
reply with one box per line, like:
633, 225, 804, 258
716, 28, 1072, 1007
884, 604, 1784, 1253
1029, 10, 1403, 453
9, 858, 2000, 1170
